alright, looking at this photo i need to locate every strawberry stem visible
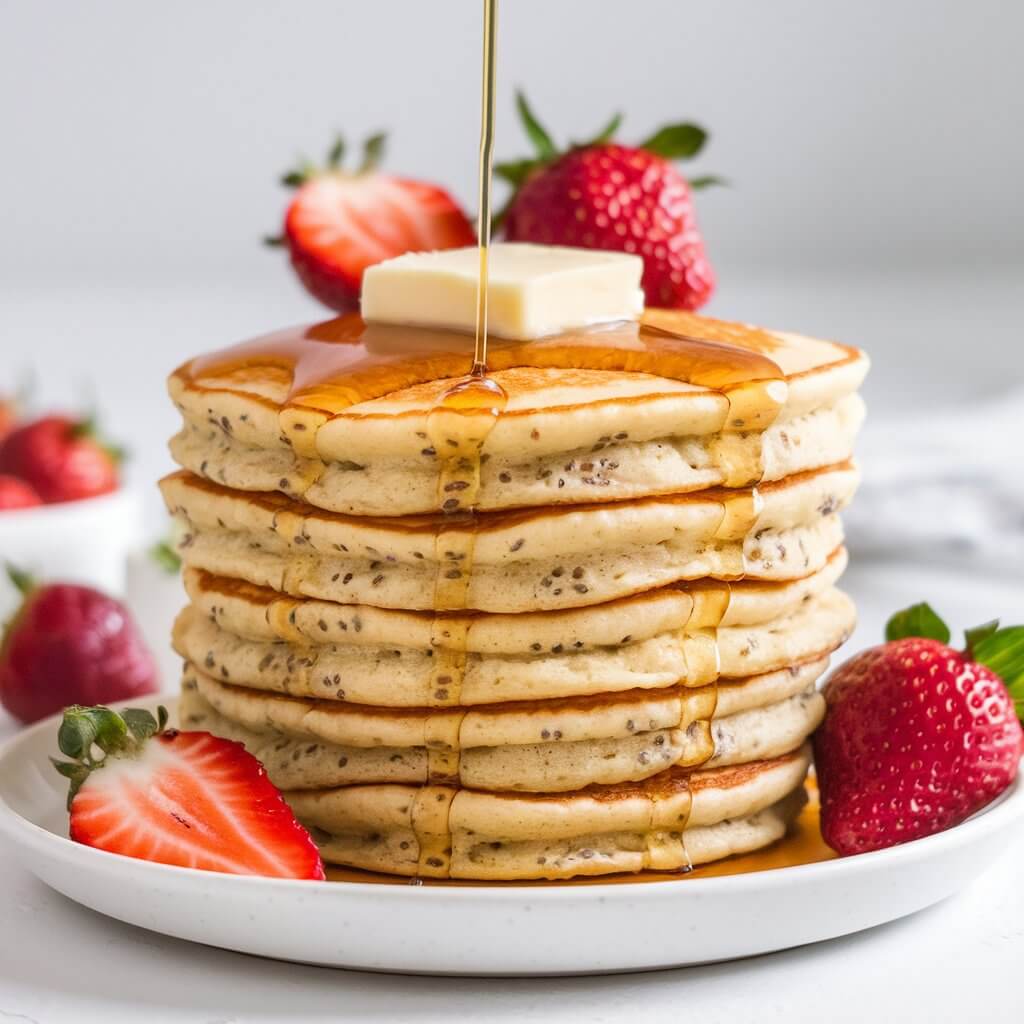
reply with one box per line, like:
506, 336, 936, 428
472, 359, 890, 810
688, 175, 729, 190
69, 415, 126, 466
971, 626, 1024, 721
497, 93, 722, 233
885, 604, 1024, 723
150, 540, 182, 575
5, 563, 35, 597
515, 91, 556, 159
884, 602, 950, 644
638, 123, 708, 160
52, 705, 168, 808
576, 111, 623, 148
964, 619, 1000, 656
326, 135, 345, 169
358, 132, 387, 174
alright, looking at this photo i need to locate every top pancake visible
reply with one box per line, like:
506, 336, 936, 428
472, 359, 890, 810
169, 309, 868, 516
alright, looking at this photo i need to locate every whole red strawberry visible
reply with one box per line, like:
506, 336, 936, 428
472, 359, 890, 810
814, 603, 1024, 856
53, 704, 325, 879
0, 568, 158, 724
267, 132, 477, 312
0, 474, 42, 511
499, 93, 722, 310
0, 415, 121, 504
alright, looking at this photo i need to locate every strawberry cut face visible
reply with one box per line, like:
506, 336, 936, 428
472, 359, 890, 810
68, 729, 325, 880
284, 173, 476, 313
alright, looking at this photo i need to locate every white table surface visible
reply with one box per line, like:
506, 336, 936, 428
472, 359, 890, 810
2, 270, 1023, 1021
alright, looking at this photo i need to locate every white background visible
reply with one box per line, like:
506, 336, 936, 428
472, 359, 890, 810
3, 0, 1023, 282
1, 1, 1023, 1020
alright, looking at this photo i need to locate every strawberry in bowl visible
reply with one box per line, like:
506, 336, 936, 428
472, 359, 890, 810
52, 704, 325, 879
267, 132, 476, 312
0, 414, 120, 504
814, 602, 1024, 856
0, 475, 42, 511
0, 410, 138, 621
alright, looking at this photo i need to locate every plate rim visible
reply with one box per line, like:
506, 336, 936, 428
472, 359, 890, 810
2, 695, 1022, 904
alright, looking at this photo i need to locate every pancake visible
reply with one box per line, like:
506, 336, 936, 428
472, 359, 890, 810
173, 573, 854, 706
168, 310, 867, 516
283, 747, 812, 879
178, 659, 825, 792
182, 545, 847, 647
160, 462, 857, 613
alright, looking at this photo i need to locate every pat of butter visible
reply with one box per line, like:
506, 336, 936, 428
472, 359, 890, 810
361, 243, 644, 340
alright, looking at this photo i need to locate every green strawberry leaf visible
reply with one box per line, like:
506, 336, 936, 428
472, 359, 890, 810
973, 626, 1024, 715
121, 707, 160, 743
639, 123, 707, 160
50, 757, 86, 780
150, 540, 181, 575
279, 157, 318, 189
358, 132, 387, 173
964, 619, 1000, 654
494, 158, 540, 188
50, 758, 90, 809
81, 706, 128, 753
885, 602, 951, 644
515, 91, 557, 160
262, 234, 286, 248
57, 712, 99, 761
59, 705, 129, 759
326, 134, 345, 169
688, 174, 729, 190
5, 563, 35, 597
573, 111, 623, 149
53, 705, 168, 810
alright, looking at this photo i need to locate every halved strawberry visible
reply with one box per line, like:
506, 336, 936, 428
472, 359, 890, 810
53, 705, 325, 879
268, 133, 477, 312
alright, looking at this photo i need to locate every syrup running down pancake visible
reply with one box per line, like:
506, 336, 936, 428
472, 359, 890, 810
168, 311, 867, 517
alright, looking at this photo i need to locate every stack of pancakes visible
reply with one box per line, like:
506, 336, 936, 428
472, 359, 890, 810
162, 309, 867, 880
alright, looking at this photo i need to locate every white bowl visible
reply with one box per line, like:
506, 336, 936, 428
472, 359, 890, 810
0, 488, 142, 618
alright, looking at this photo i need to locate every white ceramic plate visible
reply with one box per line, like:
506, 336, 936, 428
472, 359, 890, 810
1, 698, 1021, 976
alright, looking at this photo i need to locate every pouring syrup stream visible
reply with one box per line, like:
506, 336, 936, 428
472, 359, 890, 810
472, 0, 497, 377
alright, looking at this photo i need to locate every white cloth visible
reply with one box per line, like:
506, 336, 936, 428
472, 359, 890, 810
844, 388, 1024, 568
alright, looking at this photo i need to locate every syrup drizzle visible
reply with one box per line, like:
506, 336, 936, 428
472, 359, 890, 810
416, 0, 504, 807
322, 781, 835, 886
